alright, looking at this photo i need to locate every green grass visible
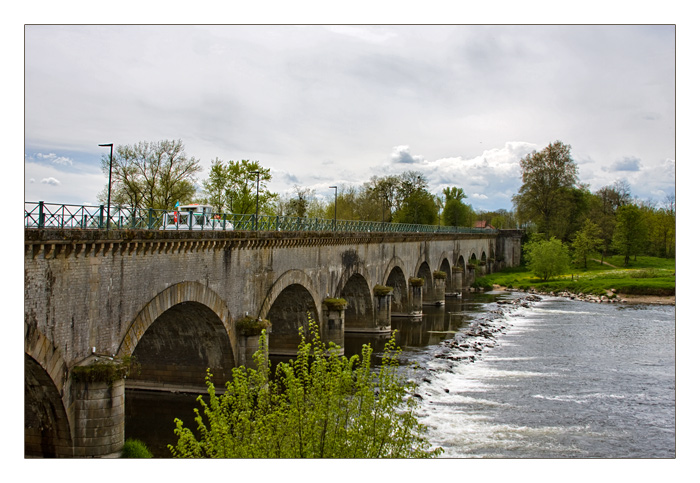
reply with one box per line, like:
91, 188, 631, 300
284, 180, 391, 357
476, 253, 675, 297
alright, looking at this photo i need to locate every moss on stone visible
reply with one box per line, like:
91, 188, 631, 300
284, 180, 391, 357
409, 277, 424, 287
323, 298, 348, 311
433, 270, 447, 280
373, 285, 394, 296
237, 316, 272, 336
71, 356, 136, 384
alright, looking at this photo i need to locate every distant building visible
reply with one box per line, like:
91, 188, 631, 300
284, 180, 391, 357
474, 220, 496, 230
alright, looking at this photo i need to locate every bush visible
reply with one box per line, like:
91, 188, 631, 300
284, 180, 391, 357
121, 438, 153, 458
524, 237, 570, 281
168, 319, 441, 458
471, 278, 493, 291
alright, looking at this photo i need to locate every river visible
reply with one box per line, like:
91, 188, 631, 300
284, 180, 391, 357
125, 290, 675, 458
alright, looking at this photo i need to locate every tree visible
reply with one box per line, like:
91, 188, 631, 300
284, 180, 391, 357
524, 237, 570, 281
393, 190, 439, 225
512, 141, 579, 238
168, 321, 441, 458
202, 159, 276, 215
571, 219, 603, 269
441, 187, 475, 227
100, 139, 201, 210
365, 174, 402, 222
392, 171, 438, 225
283, 185, 316, 218
612, 204, 648, 265
597, 180, 632, 215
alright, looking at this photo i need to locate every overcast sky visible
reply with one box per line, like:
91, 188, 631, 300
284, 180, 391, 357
24, 23, 675, 212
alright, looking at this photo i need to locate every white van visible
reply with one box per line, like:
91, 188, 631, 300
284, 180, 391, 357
162, 204, 219, 230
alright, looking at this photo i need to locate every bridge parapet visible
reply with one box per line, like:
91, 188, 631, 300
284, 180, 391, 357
25, 228, 506, 259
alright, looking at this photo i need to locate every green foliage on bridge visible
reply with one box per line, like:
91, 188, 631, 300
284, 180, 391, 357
168, 320, 442, 458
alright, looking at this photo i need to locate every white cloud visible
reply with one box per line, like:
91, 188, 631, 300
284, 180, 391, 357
41, 177, 61, 185
36, 152, 74, 166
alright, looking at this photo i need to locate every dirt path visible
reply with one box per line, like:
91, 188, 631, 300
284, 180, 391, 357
590, 259, 619, 268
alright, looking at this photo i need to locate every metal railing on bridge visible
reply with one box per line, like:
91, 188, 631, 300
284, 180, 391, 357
24, 201, 499, 235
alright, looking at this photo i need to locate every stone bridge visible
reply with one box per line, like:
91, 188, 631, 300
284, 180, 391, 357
24, 227, 521, 457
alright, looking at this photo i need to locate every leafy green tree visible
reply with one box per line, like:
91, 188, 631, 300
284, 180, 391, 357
524, 236, 570, 281
169, 321, 441, 458
512, 141, 580, 238
393, 190, 439, 225
100, 139, 201, 210
441, 187, 475, 227
390, 171, 438, 225
612, 204, 648, 265
588, 180, 632, 261
202, 159, 276, 215
571, 219, 603, 269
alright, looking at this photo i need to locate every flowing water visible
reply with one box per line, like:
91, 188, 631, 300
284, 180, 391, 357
125, 291, 675, 458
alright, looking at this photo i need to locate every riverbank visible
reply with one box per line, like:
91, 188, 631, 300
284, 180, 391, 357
491, 284, 675, 305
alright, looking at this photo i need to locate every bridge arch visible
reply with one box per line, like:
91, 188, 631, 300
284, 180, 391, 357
118, 281, 235, 359
117, 281, 236, 388
436, 250, 453, 284
438, 257, 452, 288
383, 256, 410, 314
336, 268, 374, 330
24, 327, 73, 457
259, 270, 322, 355
382, 255, 408, 287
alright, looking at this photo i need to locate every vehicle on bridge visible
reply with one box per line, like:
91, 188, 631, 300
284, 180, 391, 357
161, 204, 222, 230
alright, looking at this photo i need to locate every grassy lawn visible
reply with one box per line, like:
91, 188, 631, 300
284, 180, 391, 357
474, 254, 675, 296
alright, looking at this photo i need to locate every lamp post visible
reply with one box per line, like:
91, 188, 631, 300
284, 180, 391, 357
329, 186, 337, 231
253, 171, 261, 230
99, 143, 114, 229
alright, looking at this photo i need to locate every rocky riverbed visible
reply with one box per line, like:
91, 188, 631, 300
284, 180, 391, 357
492, 285, 675, 305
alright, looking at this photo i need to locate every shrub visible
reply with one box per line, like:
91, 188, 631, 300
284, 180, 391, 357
323, 298, 348, 311
409, 277, 425, 287
432, 270, 447, 280
169, 320, 441, 458
121, 438, 153, 458
71, 355, 138, 384
471, 278, 493, 291
236, 316, 272, 336
524, 237, 570, 281
373, 284, 394, 297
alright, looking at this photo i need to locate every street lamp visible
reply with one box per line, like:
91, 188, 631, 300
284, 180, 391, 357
329, 186, 337, 231
253, 171, 261, 230
99, 143, 114, 229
